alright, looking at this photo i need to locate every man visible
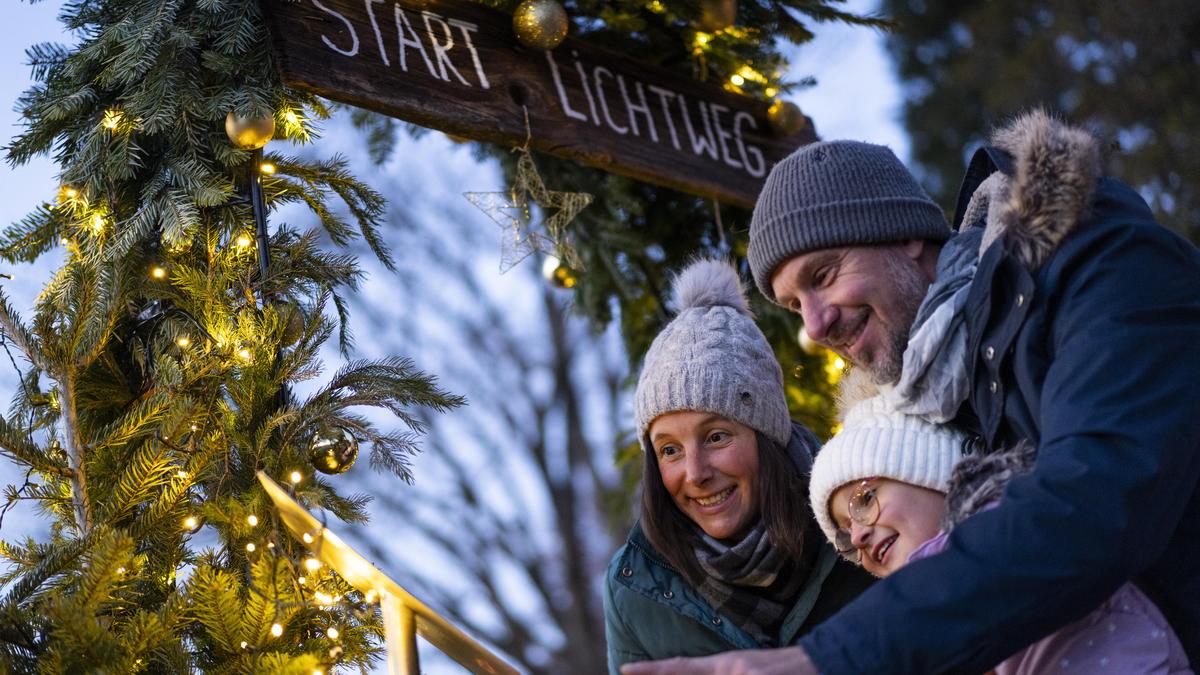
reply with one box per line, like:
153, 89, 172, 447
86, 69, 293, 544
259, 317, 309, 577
624, 110, 1200, 673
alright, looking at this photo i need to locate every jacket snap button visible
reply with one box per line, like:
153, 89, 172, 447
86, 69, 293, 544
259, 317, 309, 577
662, 590, 674, 599
1016, 294, 1025, 307
985, 346, 995, 360
989, 380, 998, 393
621, 567, 632, 578
710, 617, 722, 626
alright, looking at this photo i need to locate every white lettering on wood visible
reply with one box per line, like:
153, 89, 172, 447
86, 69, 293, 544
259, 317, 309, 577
710, 103, 742, 169
422, 11, 471, 86
448, 18, 488, 89
545, 51, 589, 122
619, 75, 657, 142
394, 6, 439, 78
678, 94, 719, 160
571, 52, 601, 126
363, 0, 390, 65
593, 66, 628, 134
647, 85, 680, 150
734, 111, 765, 177
313, 0, 359, 56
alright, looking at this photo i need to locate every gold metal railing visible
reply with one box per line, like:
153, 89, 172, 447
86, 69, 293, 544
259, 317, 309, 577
257, 471, 519, 675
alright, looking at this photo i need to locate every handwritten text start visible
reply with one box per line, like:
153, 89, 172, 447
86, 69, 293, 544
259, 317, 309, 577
312, 0, 768, 178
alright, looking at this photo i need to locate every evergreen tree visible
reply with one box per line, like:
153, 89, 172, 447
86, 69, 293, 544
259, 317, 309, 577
0, 0, 461, 671
881, 0, 1200, 243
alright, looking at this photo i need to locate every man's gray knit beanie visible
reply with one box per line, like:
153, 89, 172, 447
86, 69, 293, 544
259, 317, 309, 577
748, 140, 951, 302
635, 259, 791, 451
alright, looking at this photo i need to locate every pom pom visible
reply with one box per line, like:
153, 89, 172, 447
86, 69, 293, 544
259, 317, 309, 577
671, 258, 751, 316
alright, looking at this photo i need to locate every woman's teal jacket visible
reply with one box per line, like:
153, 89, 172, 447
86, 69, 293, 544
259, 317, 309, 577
603, 521, 872, 674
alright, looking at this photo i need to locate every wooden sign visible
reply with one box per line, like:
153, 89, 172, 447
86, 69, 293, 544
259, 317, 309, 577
264, 0, 817, 208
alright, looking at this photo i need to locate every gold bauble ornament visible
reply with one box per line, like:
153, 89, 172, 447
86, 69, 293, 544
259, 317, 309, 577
541, 255, 577, 289
697, 0, 737, 32
768, 100, 806, 136
797, 325, 823, 355
225, 111, 275, 150
513, 0, 569, 51
308, 426, 359, 475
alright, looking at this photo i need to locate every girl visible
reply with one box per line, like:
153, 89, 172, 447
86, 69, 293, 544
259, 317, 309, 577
811, 395, 1192, 674
604, 259, 873, 674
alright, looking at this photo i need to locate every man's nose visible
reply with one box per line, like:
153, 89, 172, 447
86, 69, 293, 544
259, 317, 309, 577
802, 298, 837, 344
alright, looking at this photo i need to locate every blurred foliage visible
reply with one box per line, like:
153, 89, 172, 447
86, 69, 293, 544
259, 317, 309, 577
882, 0, 1200, 242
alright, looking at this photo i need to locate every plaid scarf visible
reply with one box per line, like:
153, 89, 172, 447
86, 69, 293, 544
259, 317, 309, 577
691, 521, 805, 645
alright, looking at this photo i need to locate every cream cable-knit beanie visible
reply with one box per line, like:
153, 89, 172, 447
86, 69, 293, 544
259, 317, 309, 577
634, 259, 791, 450
809, 395, 965, 547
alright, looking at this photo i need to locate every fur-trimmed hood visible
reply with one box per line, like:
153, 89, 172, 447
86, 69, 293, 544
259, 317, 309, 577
959, 110, 1102, 270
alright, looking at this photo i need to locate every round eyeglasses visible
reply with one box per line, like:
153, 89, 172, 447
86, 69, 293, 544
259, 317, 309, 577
833, 478, 881, 562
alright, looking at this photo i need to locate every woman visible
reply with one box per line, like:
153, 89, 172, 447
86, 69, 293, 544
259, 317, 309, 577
604, 259, 873, 674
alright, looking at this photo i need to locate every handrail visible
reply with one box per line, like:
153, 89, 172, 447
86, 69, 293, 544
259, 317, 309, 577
257, 471, 520, 675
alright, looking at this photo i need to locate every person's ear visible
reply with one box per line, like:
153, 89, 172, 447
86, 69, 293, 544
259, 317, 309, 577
900, 239, 924, 260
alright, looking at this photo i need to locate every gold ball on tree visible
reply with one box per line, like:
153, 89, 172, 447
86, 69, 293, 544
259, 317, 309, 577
308, 426, 359, 475
697, 0, 737, 32
225, 111, 275, 150
513, 0, 569, 51
768, 99, 806, 136
541, 255, 577, 289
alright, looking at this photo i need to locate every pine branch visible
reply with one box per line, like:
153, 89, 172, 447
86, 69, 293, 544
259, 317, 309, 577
56, 373, 91, 534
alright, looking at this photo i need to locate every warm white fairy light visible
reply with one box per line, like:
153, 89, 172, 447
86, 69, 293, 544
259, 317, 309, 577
304, 557, 321, 572
102, 109, 122, 130
302, 532, 313, 544
176, 335, 191, 348
289, 470, 303, 484
297, 576, 307, 585
240, 641, 248, 649
247, 514, 259, 527
326, 626, 339, 640
183, 516, 198, 530
270, 622, 283, 637
236, 234, 252, 248
176, 470, 188, 479
245, 542, 256, 553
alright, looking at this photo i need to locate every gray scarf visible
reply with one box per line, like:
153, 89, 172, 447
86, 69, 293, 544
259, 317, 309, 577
882, 227, 985, 422
691, 522, 805, 646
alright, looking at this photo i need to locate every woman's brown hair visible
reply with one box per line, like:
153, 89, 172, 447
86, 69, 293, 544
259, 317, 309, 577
639, 428, 813, 587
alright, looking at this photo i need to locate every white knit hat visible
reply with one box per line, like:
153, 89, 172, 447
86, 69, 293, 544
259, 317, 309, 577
634, 259, 791, 450
809, 395, 965, 547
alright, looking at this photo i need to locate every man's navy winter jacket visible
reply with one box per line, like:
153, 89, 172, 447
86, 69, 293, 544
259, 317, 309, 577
802, 112, 1200, 672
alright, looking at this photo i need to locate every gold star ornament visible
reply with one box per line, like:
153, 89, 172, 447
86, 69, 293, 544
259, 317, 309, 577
465, 148, 592, 273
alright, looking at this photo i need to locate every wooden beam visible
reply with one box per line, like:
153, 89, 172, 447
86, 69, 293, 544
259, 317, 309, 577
264, 0, 817, 208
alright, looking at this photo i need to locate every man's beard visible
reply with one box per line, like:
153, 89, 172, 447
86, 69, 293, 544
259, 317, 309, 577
866, 253, 928, 385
